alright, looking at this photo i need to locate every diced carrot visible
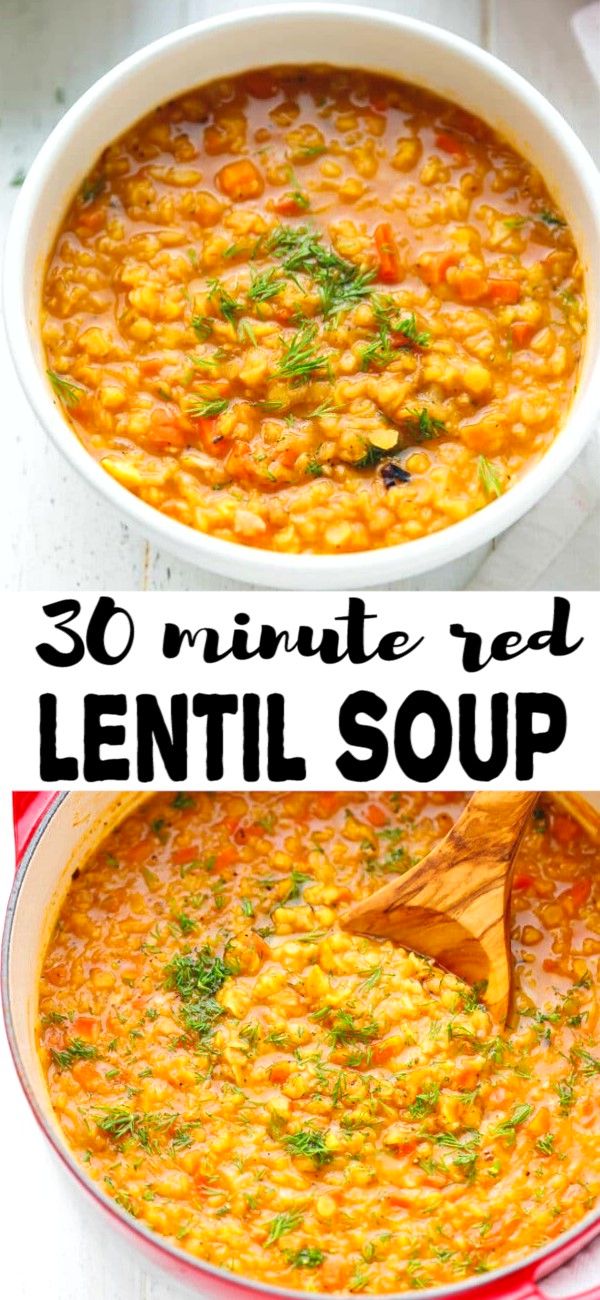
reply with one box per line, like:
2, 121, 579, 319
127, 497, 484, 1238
511, 321, 535, 348
215, 845, 237, 871
320, 1258, 349, 1290
553, 814, 582, 845
313, 793, 338, 817
78, 204, 106, 232
172, 846, 197, 865
73, 1015, 99, 1041
244, 71, 278, 99
366, 803, 388, 827
374, 222, 402, 283
252, 933, 272, 960
193, 416, 230, 458
72, 1061, 102, 1091
224, 816, 241, 835
514, 873, 534, 891
273, 194, 307, 217
568, 877, 591, 908
417, 249, 460, 286
454, 269, 488, 302
139, 357, 162, 375
147, 409, 187, 449
487, 278, 522, 304
435, 131, 468, 161
216, 159, 264, 202
269, 1061, 291, 1083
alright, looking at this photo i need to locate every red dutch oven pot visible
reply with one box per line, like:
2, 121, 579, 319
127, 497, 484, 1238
3, 792, 600, 1300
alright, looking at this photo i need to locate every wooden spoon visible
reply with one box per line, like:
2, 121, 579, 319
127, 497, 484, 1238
341, 791, 538, 1023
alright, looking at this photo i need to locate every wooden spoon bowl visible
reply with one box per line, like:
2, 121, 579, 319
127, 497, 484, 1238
341, 791, 538, 1023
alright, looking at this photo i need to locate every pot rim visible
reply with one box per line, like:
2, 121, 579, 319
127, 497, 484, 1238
4, 3, 600, 588
2, 791, 599, 1299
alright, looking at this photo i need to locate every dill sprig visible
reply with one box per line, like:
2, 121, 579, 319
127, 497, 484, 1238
96, 1106, 178, 1151
327, 1010, 380, 1047
275, 323, 330, 384
403, 407, 446, 440
248, 268, 284, 303
478, 455, 503, 498
266, 1211, 304, 1246
51, 1038, 99, 1070
165, 946, 234, 1000
286, 1247, 325, 1268
283, 1127, 333, 1166
47, 369, 84, 408
207, 278, 242, 327
408, 1084, 440, 1119
188, 394, 229, 419
266, 224, 374, 318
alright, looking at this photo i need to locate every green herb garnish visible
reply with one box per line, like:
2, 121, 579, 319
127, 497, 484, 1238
47, 369, 84, 408
478, 455, 503, 498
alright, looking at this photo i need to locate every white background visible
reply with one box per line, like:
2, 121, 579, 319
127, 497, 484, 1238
1, 591, 599, 791
0, 0, 599, 592
1, 585, 600, 1300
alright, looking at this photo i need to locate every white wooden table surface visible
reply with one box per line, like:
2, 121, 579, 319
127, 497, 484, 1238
0, 0, 598, 592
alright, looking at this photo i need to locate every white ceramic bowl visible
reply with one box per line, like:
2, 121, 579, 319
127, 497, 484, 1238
4, 3, 600, 590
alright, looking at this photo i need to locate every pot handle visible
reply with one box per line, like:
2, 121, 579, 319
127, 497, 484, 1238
13, 792, 57, 867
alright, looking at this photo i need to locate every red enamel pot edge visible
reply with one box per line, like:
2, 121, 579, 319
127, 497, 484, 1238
3, 792, 599, 1300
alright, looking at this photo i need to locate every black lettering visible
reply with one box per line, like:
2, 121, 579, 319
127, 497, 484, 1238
337, 691, 388, 780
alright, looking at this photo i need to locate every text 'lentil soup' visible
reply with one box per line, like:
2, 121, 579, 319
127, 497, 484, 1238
39, 792, 599, 1292
41, 67, 585, 555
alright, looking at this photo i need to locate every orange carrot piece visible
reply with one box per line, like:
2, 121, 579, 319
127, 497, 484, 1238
487, 278, 522, 304
514, 873, 534, 891
374, 222, 402, 283
511, 321, 535, 348
435, 131, 468, 160
568, 877, 591, 908
553, 814, 582, 845
366, 803, 388, 827
216, 159, 264, 201
273, 194, 308, 217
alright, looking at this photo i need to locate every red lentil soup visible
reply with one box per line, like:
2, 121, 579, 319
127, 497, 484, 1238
39, 792, 599, 1292
41, 67, 585, 555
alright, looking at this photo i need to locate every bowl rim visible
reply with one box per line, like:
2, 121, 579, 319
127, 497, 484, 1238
4, 1, 600, 587
3, 789, 600, 1299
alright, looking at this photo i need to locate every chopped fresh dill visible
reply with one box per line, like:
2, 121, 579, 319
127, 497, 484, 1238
478, 455, 503, 498
408, 1084, 440, 1119
536, 1133, 555, 1155
188, 394, 229, 419
266, 224, 374, 318
284, 1127, 332, 1166
266, 1211, 303, 1246
248, 267, 284, 303
327, 1010, 379, 1047
191, 315, 213, 342
286, 1246, 325, 1268
51, 1038, 99, 1070
494, 1103, 532, 1138
47, 369, 84, 408
207, 279, 242, 327
96, 1106, 177, 1152
172, 793, 196, 809
538, 209, 566, 228
403, 407, 446, 440
275, 323, 330, 384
